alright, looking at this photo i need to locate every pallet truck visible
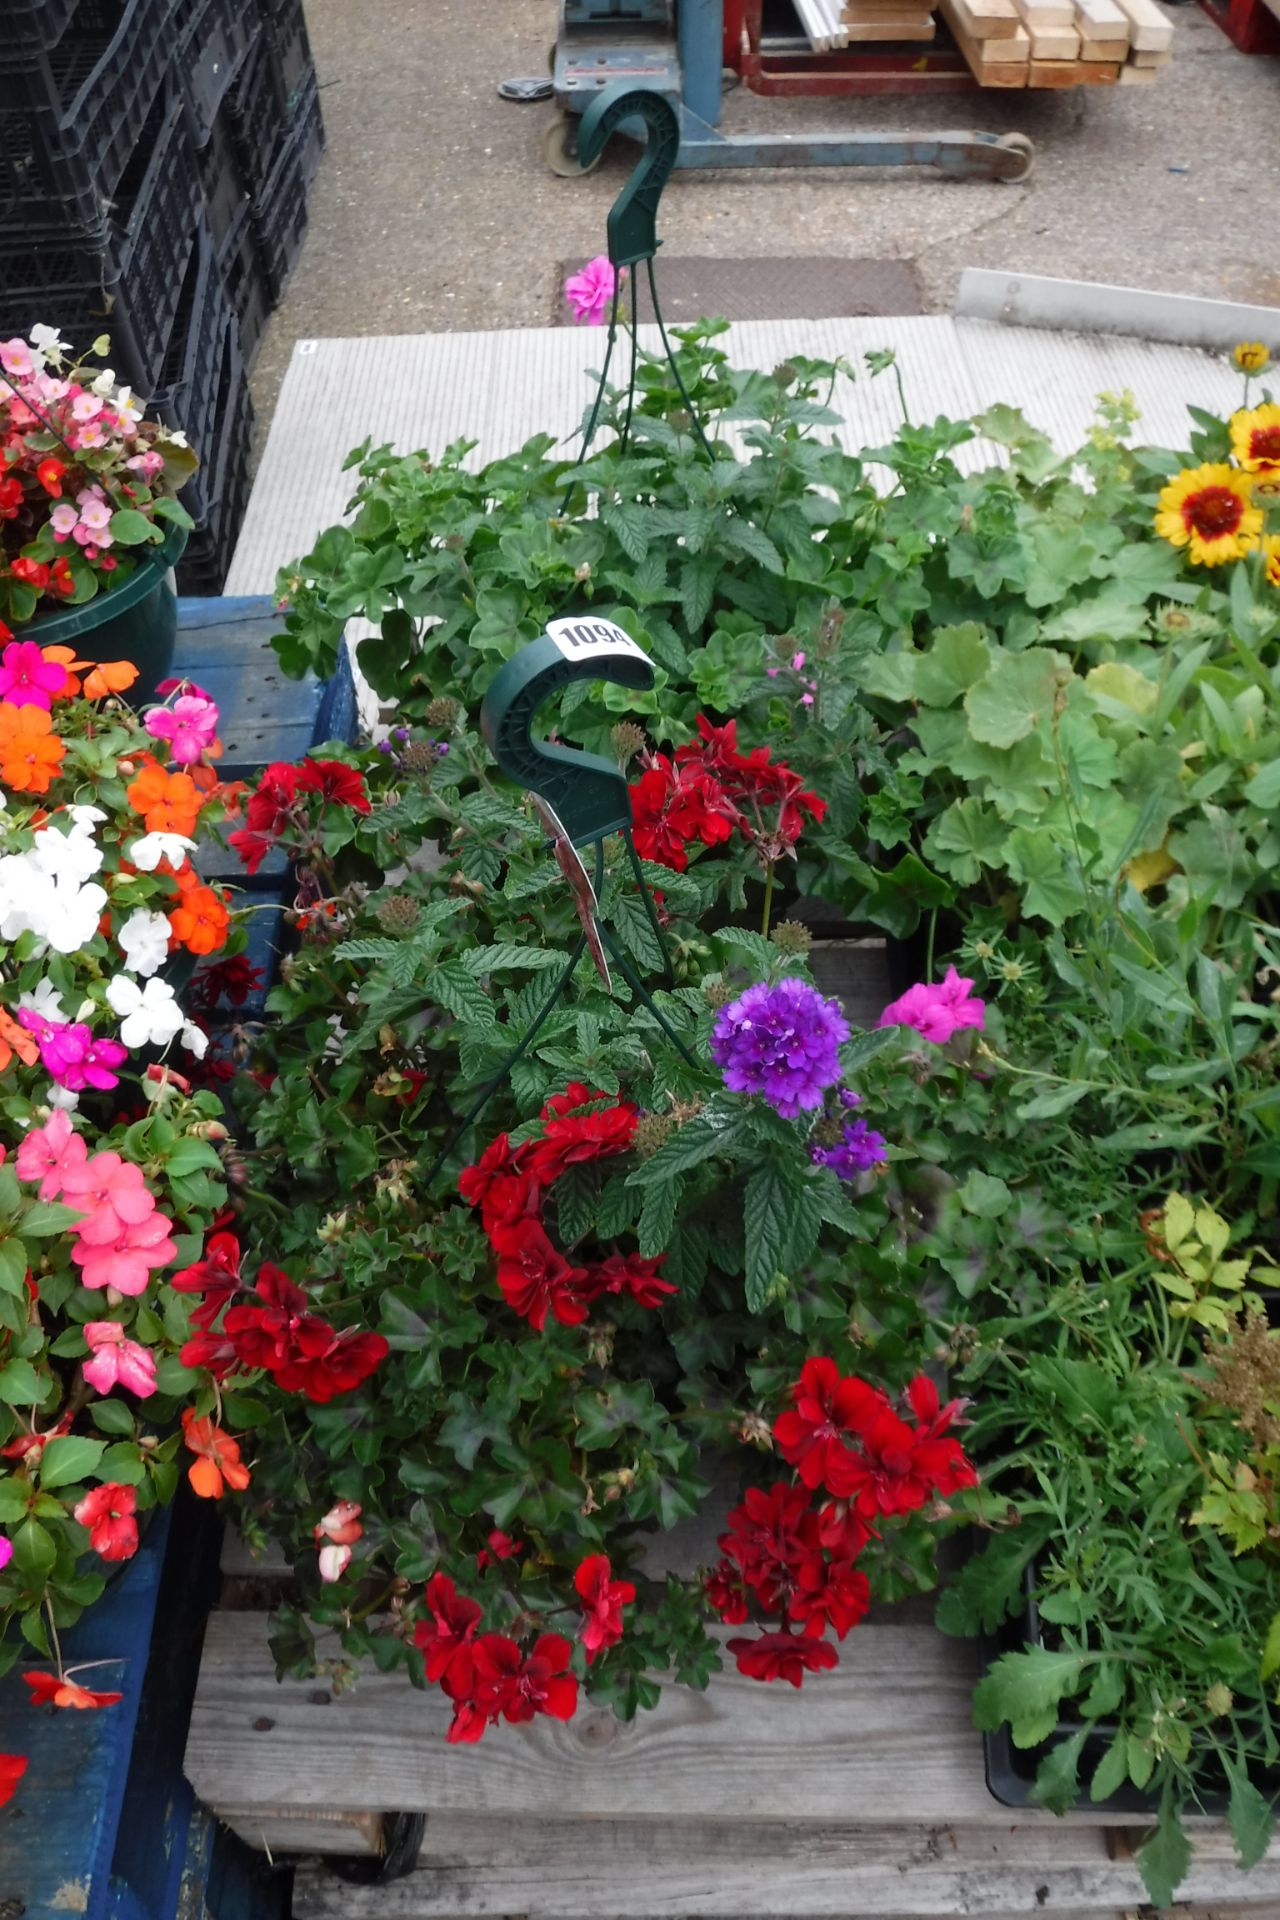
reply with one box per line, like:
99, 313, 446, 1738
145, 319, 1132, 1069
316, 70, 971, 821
546, 0, 1034, 180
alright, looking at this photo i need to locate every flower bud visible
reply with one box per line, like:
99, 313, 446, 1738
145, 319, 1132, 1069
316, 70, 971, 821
610, 721, 646, 768
771, 920, 811, 955
632, 1113, 674, 1159
425, 696, 460, 731
1204, 1682, 1234, 1718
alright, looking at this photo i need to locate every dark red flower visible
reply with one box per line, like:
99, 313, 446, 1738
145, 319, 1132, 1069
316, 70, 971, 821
574, 1553, 635, 1664
816, 1499, 874, 1562
727, 1631, 839, 1687
458, 1133, 541, 1237
0, 476, 23, 520
189, 954, 266, 1011
629, 755, 739, 872
578, 1251, 676, 1309
171, 1230, 243, 1329
904, 1375, 977, 1497
525, 1097, 638, 1187
226, 828, 273, 874
490, 1217, 590, 1331
295, 757, 371, 813
472, 1631, 579, 1726
719, 1483, 819, 1608
787, 1559, 870, 1640
705, 1563, 750, 1624
179, 1327, 241, 1378
540, 1082, 606, 1120
282, 1326, 388, 1401
222, 1266, 387, 1402
0, 1753, 26, 1806
413, 1572, 483, 1686
773, 1358, 886, 1494
475, 1529, 522, 1570
228, 762, 300, 870
824, 1384, 974, 1517
10, 556, 50, 589
677, 715, 826, 849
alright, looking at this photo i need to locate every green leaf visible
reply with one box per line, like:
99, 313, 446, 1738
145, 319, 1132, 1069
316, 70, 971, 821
1226, 1756, 1274, 1870
629, 1109, 745, 1185
1015, 1083, 1090, 1121
1136, 1789, 1192, 1910
163, 1139, 224, 1178
20, 1200, 84, 1237
964, 649, 1068, 750
958, 1170, 1012, 1218
744, 1164, 791, 1313
638, 1178, 678, 1258
0, 1239, 28, 1295
915, 623, 991, 706
1090, 1730, 1130, 1803
11, 1515, 55, 1576
609, 890, 666, 975
427, 961, 499, 1032
1030, 1728, 1087, 1814
108, 507, 159, 546
1244, 758, 1280, 810
40, 1435, 107, 1489
0, 1358, 45, 1404
1260, 1609, 1280, 1682
972, 1648, 1091, 1747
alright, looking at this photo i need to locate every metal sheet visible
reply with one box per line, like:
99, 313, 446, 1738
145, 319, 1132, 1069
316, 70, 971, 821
956, 268, 1280, 352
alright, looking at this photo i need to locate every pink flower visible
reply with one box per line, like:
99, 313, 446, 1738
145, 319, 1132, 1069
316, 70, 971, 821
127, 451, 165, 480
71, 395, 103, 424
0, 1535, 11, 1573
72, 1209, 177, 1295
564, 256, 619, 326
0, 339, 37, 379
15, 1109, 88, 1199
878, 966, 986, 1046
314, 1500, 363, 1545
317, 1543, 352, 1583
0, 641, 67, 710
61, 1152, 156, 1244
82, 1321, 157, 1398
17, 1014, 128, 1093
75, 424, 106, 451
50, 503, 80, 540
76, 494, 111, 532
145, 696, 219, 766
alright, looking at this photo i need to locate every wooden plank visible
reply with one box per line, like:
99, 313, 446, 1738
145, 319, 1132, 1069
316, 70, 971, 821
1028, 52, 1120, 77
1071, 0, 1131, 38
842, 18, 938, 33
938, 0, 1032, 73
1116, 56, 1158, 75
1014, 0, 1079, 27
974, 20, 1031, 53
1029, 22, 1081, 49
1129, 40, 1172, 57
940, 0, 1022, 34
288, 1816, 1280, 1919
219, 1807, 383, 1858
1109, 0, 1174, 44
187, 1611, 1178, 1828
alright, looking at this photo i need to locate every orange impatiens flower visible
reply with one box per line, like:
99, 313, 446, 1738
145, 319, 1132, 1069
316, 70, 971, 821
39, 645, 87, 698
83, 658, 139, 700
24, 1670, 123, 1710
126, 758, 204, 836
182, 1407, 251, 1498
0, 703, 65, 793
0, 1008, 40, 1074
168, 876, 230, 956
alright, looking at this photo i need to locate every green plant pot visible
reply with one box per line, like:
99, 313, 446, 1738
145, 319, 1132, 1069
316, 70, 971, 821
28, 524, 188, 703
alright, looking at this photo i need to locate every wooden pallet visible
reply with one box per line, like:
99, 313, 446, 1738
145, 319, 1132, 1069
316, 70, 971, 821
941, 0, 1175, 84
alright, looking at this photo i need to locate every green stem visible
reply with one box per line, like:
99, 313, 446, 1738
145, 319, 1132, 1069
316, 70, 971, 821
761, 863, 776, 941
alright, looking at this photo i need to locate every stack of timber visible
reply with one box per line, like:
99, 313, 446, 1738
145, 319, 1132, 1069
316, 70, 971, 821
794, 0, 938, 46
938, 0, 1174, 82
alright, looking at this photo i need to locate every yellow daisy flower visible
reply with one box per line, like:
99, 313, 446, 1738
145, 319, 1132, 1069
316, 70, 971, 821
1232, 342, 1271, 374
1154, 463, 1262, 567
1229, 403, 1280, 475
1264, 534, 1280, 590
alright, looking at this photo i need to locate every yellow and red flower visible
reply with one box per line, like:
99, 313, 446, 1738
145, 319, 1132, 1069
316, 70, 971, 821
1229, 402, 1280, 476
1232, 341, 1271, 375
1154, 463, 1261, 567
1264, 534, 1280, 590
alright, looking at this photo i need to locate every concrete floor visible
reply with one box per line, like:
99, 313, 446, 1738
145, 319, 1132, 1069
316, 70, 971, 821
250, 0, 1280, 431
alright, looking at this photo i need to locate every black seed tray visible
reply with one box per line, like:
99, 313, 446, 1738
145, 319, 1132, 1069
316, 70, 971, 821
217, 199, 271, 373
262, 0, 316, 119
5, 0, 82, 61
0, 0, 177, 228
250, 74, 324, 305
225, 32, 287, 200
174, 384, 254, 594
175, 0, 260, 147
197, 106, 251, 252
147, 224, 238, 520
0, 87, 202, 391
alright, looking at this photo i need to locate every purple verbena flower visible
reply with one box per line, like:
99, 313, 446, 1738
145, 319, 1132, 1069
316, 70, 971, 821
710, 977, 848, 1118
811, 1117, 888, 1181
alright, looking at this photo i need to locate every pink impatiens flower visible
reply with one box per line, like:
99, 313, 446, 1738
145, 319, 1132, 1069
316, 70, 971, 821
17, 1014, 128, 1093
82, 1321, 157, 1398
15, 1109, 88, 1199
145, 695, 219, 766
61, 1151, 156, 1244
0, 641, 67, 710
564, 255, 619, 326
72, 1210, 177, 1295
878, 966, 986, 1046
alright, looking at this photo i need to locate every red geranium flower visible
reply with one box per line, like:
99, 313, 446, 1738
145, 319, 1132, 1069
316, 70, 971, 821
787, 1558, 870, 1640
282, 1326, 388, 1401
0, 1753, 26, 1806
577, 1251, 677, 1309
295, 757, 371, 813
677, 716, 826, 848
222, 1265, 387, 1402
171, 1229, 244, 1328
475, 1528, 522, 1569
825, 1383, 975, 1517
490, 1217, 590, 1331
189, 954, 266, 1011
773, 1358, 886, 1493
727, 1631, 840, 1687
458, 1133, 541, 1237
472, 1631, 579, 1726
25, 1670, 124, 1710
705, 1563, 750, 1625
72, 1482, 138, 1562
719, 1483, 819, 1607
903, 1375, 977, 1498
629, 755, 739, 872
815, 1499, 874, 1563
414, 1572, 483, 1686
541, 1082, 606, 1120
525, 1096, 639, 1186
227, 762, 299, 871
574, 1553, 635, 1664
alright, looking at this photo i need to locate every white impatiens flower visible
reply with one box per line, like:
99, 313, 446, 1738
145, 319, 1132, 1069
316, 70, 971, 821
30, 819, 103, 887
18, 978, 66, 1022
181, 1021, 209, 1059
128, 832, 197, 872
0, 854, 108, 955
105, 974, 184, 1048
116, 908, 172, 978
65, 804, 107, 830
48, 1086, 81, 1111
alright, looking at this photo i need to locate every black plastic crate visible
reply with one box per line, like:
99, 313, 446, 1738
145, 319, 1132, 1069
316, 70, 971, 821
0, 86, 203, 392
174, 358, 254, 595
147, 226, 238, 523
225, 32, 286, 198
176, 0, 260, 146
250, 75, 323, 304
5, 0, 83, 61
261, 0, 316, 118
196, 105, 250, 252
0, 0, 177, 230
217, 200, 271, 372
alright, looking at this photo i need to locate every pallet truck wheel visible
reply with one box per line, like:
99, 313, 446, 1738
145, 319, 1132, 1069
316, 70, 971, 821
997, 132, 1035, 182
544, 114, 600, 178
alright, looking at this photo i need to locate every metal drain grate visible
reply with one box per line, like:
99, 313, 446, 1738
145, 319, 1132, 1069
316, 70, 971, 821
556, 254, 923, 324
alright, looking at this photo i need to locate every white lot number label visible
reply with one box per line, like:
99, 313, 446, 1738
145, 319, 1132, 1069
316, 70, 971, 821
546, 616, 651, 669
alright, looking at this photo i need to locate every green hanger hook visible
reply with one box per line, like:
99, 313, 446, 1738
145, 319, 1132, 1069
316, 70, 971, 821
577, 84, 680, 269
